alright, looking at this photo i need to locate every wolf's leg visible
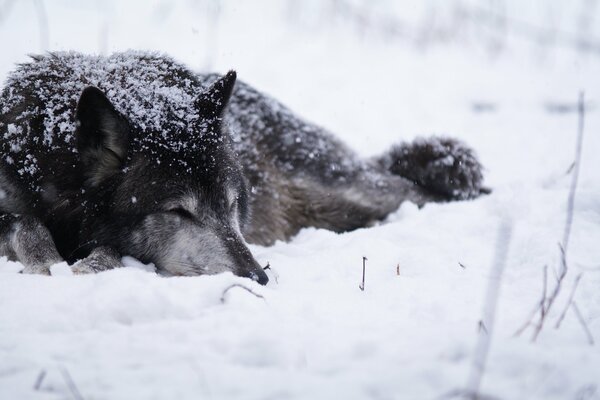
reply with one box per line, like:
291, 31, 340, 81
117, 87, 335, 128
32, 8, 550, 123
71, 246, 123, 274
377, 136, 488, 200
0, 214, 64, 275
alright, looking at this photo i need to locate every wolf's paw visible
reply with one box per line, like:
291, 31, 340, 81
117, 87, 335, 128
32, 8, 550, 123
71, 260, 96, 274
384, 137, 487, 200
20, 264, 51, 275
72, 246, 123, 274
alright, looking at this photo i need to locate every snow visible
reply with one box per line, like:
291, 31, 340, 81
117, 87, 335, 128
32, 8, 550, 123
1, 1, 600, 399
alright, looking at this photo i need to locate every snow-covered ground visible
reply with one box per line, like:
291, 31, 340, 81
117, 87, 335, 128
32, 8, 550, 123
1, 1, 599, 399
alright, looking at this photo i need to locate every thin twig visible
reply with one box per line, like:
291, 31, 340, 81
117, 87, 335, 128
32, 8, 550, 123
530, 248, 566, 341
514, 302, 541, 337
572, 302, 595, 345
565, 161, 575, 175
541, 265, 548, 314
60, 367, 84, 400
514, 265, 547, 337
359, 256, 367, 291
466, 219, 512, 398
33, 369, 46, 390
220, 284, 264, 303
555, 273, 583, 329
478, 320, 488, 335
562, 92, 585, 262
516, 92, 586, 341
532, 265, 549, 333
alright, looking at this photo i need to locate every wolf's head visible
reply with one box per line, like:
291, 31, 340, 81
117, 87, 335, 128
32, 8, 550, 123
72, 71, 268, 284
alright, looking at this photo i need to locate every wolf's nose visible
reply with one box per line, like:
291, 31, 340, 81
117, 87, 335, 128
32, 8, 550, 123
250, 269, 269, 286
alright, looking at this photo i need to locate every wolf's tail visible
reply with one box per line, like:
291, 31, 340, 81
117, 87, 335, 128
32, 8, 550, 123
376, 136, 490, 200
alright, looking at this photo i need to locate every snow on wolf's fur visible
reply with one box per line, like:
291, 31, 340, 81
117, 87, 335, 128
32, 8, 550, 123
1, 52, 214, 183
1, 51, 366, 193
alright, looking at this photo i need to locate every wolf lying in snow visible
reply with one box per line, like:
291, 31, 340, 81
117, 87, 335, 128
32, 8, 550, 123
0, 52, 486, 284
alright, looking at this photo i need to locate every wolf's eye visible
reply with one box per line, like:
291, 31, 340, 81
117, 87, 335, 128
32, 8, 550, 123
169, 207, 194, 219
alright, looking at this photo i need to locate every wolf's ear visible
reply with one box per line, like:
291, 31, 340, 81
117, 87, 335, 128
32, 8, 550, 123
76, 86, 129, 186
196, 70, 236, 119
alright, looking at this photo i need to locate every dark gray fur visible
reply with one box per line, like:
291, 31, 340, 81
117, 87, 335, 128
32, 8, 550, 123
0, 52, 487, 284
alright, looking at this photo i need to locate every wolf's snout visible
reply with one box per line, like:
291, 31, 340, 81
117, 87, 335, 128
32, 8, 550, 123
226, 234, 269, 285
238, 258, 269, 285
248, 268, 269, 285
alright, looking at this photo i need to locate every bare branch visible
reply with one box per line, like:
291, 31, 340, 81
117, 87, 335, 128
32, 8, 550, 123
530, 250, 565, 341
33, 369, 46, 390
572, 302, 595, 346
541, 265, 548, 312
514, 303, 539, 337
514, 265, 547, 337
540, 265, 548, 318
359, 256, 367, 291
466, 219, 512, 397
516, 92, 586, 341
555, 273, 583, 329
565, 161, 575, 175
531, 265, 549, 334
562, 92, 585, 261
478, 320, 488, 335
60, 367, 84, 400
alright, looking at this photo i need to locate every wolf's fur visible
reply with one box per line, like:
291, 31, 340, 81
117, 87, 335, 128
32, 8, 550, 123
0, 52, 487, 284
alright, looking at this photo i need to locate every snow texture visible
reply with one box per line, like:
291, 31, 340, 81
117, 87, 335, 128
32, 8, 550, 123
1, 1, 600, 400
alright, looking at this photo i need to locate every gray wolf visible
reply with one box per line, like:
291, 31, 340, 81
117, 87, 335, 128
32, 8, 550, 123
0, 52, 487, 285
